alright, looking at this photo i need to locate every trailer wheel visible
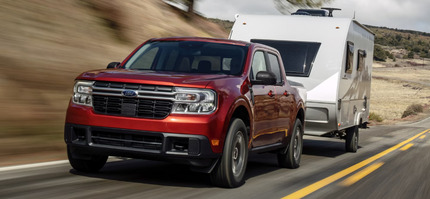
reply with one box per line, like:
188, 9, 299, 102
345, 125, 359, 152
67, 146, 108, 172
278, 119, 303, 169
210, 118, 248, 188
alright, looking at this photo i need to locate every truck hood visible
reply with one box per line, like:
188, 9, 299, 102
77, 69, 234, 88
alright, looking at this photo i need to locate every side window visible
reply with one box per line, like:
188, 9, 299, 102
345, 41, 354, 74
268, 53, 282, 83
357, 50, 366, 71
222, 58, 232, 71
251, 51, 267, 80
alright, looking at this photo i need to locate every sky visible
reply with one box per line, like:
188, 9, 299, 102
196, 0, 430, 33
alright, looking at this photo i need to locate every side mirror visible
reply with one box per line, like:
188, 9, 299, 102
107, 62, 120, 69
252, 71, 277, 85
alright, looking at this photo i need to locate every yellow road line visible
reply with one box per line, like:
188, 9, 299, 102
419, 135, 426, 139
339, 162, 384, 186
400, 143, 414, 151
282, 129, 429, 199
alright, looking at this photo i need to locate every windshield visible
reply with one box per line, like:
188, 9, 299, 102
124, 41, 248, 75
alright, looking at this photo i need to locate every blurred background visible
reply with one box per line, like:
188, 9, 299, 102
0, 0, 229, 166
0, 0, 429, 167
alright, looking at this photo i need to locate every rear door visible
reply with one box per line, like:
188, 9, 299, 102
268, 52, 295, 139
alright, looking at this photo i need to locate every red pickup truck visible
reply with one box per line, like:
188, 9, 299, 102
65, 37, 305, 187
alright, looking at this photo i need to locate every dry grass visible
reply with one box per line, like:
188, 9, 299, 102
370, 68, 430, 120
371, 60, 430, 121
373, 67, 430, 84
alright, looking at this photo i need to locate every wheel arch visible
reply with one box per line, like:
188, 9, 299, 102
221, 98, 252, 151
296, 107, 305, 128
230, 105, 251, 140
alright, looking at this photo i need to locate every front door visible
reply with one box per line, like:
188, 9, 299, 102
250, 51, 280, 147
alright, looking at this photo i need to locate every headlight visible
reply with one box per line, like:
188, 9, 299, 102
172, 88, 216, 114
72, 80, 94, 106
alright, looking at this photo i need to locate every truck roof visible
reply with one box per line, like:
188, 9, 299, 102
148, 37, 251, 47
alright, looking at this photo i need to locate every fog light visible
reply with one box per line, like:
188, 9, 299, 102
172, 138, 189, 152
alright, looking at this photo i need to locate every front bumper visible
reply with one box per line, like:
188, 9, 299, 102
65, 103, 227, 153
65, 123, 220, 169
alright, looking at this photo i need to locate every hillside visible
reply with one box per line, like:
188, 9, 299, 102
0, 0, 227, 122
0, 0, 228, 166
368, 26, 430, 62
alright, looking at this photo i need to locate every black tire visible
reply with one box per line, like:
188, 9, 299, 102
67, 146, 108, 172
345, 125, 359, 152
278, 119, 303, 169
210, 118, 248, 188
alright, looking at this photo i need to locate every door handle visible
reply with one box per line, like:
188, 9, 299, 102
268, 90, 274, 97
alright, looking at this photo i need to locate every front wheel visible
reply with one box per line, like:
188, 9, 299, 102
67, 146, 108, 172
210, 118, 248, 188
278, 119, 303, 169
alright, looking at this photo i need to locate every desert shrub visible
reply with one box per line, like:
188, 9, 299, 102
401, 104, 424, 118
386, 51, 394, 59
374, 45, 388, 61
407, 51, 415, 59
369, 112, 383, 122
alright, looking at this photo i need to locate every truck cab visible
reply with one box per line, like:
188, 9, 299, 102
65, 37, 305, 187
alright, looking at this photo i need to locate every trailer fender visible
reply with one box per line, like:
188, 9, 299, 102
354, 111, 364, 126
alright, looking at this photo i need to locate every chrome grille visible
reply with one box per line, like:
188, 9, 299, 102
92, 81, 174, 119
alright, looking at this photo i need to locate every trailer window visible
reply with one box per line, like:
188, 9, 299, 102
357, 50, 366, 71
251, 39, 320, 77
345, 41, 354, 74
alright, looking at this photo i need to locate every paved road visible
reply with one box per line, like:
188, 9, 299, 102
1, 117, 429, 199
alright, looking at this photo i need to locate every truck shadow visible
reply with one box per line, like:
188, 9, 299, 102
303, 138, 351, 158
69, 155, 282, 188
69, 139, 355, 188
70, 159, 212, 188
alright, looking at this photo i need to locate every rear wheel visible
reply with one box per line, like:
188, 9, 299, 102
210, 118, 248, 188
345, 125, 359, 152
67, 146, 108, 172
278, 119, 303, 169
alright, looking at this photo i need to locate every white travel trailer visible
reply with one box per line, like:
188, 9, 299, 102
230, 12, 374, 152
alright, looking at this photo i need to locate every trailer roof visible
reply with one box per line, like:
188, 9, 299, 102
230, 15, 374, 44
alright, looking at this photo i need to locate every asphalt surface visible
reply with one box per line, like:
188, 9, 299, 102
1, 117, 429, 199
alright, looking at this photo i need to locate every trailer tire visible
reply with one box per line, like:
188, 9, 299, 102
345, 125, 359, 152
67, 146, 108, 172
210, 118, 248, 188
278, 119, 303, 169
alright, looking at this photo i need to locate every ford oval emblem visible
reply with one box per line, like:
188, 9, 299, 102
122, 90, 138, 97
